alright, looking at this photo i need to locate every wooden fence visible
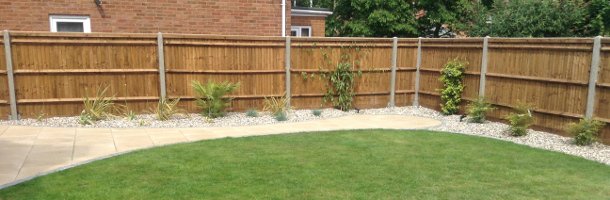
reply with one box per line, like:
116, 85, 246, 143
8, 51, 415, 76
0, 31, 608, 143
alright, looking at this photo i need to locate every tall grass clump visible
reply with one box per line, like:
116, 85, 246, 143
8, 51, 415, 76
466, 97, 494, 123
567, 119, 605, 146
79, 85, 116, 125
263, 94, 290, 116
505, 104, 534, 136
152, 98, 183, 121
192, 81, 239, 118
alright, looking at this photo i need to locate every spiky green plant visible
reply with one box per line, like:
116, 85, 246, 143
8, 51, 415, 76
263, 94, 290, 116
466, 97, 495, 123
312, 109, 323, 117
192, 81, 240, 118
567, 119, 606, 146
124, 110, 137, 121
152, 98, 183, 121
80, 85, 116, 125
505, 104, 535, 137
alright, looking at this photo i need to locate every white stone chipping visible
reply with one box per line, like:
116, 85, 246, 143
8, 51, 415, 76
0, 106, 608, 165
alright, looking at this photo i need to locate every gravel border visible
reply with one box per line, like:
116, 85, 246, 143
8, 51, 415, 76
1, 106, 608, 165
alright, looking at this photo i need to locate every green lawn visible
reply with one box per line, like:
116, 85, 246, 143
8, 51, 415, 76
1, 130, 609, 199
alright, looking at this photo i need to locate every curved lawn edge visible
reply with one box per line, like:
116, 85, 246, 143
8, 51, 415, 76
1, 130, 609, 199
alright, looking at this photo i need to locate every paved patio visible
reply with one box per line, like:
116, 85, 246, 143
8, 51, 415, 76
0, 115, 440, 187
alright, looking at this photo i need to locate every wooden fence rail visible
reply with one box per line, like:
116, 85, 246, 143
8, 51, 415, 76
0, 31, 608, 143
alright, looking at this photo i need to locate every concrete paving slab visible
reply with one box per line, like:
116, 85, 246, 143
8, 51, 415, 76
0, 115, 441, 188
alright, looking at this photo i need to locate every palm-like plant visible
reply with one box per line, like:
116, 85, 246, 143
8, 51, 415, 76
192, 81, 239, 118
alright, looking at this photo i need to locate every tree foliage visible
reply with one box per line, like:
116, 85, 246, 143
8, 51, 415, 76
323, 0, 418, 37
308, 0, 610, 37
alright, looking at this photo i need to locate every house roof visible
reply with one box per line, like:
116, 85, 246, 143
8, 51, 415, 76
291, 7, 333, 17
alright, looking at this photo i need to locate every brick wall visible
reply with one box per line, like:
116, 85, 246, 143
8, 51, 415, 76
0, 0, 294, 36
291, 16, 326, 37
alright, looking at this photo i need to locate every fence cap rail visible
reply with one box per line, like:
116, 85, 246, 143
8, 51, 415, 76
8, 31, 157, 38
163, 33, 285, 41
489, 38, 594, 44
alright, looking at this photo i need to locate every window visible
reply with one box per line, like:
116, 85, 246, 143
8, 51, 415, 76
49, 15, 91, 33
290, 26, 312, 37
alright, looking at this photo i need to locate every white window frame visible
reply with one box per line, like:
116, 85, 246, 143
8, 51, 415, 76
291, 26, 312, 37
49, 15, 91, 33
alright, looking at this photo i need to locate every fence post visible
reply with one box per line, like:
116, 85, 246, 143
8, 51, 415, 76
389, 37, 398, 107
585, 36, 602, 119
157, 32, 167, 100
479, 36, 490, 98
3, 30, 18, 120
413, 37, 422, 107
285, 36, 291, 109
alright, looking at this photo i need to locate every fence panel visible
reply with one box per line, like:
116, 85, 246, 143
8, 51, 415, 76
163, 34, 286, 112
0, 37, 7, 118
597, 38, 610, 142
418, 38, 483, 111
395, 39, 418, 106
290, 37, 394, 109
485, 38, 593, 137
9, 32, 159, 117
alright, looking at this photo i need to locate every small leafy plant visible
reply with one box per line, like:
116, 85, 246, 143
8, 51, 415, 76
439, 59, 467, 115
246, 109, 259, 117
312, 109, 323, 117
324, 62, 361, 111
80, 85, 116, 125
192, 81, 240, 118
263, 94, 290, 116
567, 119, 605, 146
505, 104, 535, 136
466, 97, 494, 123
152, 98, 183, 121
274, 111, 288, 121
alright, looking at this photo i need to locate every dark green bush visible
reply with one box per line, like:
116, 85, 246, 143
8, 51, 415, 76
274, 111, 288, 121
505, 104, 534, 137
466, 97, 494, 123
246, 109, 259, 117
192, 81, 240, 118
312, 109, 323, 117
567, 119, 605, 146
439, 59, 467, 115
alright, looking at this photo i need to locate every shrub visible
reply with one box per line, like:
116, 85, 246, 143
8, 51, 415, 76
312, 109, 323, 117
153, 98, 183, 121
274, 111, 288, 121
324, 62, 360, 111
192, 81, 240, 118
438, 59, 467, 115
567, 119, 605, 146
505, 104, 535, 136
263, 94, 290, 116
246, 109, 259, 117
80, 85, 116, 125
466, 97, 494, 123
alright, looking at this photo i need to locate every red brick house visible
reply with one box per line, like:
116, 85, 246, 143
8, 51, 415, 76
0, 0, 332, 37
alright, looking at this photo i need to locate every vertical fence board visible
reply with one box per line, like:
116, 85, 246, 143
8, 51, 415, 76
9, 32, 159, 117
485, 38, 593, 139
0, 38, 7, 118
596, 38, 610, 142
290, 38, 394, 109
395, 39, 418, 106
163, 36, 286, 112
418, 38, 483, 113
